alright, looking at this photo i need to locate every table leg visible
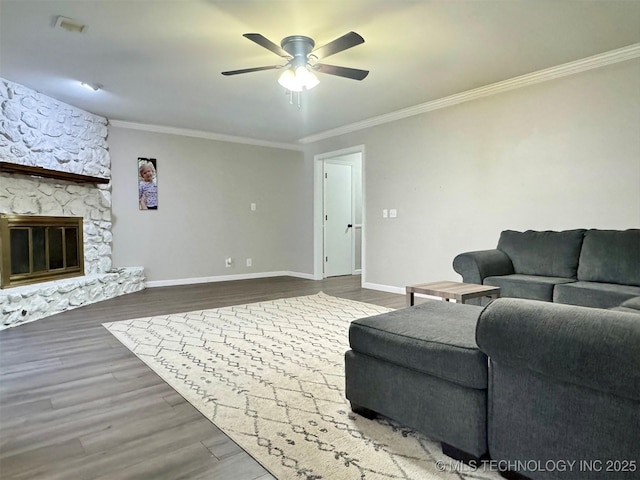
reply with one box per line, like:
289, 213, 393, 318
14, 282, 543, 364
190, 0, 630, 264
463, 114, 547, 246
406, 291, 414, 307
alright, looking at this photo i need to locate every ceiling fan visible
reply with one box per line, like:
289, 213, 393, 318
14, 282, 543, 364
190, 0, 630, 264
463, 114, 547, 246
221, 31, 369, 92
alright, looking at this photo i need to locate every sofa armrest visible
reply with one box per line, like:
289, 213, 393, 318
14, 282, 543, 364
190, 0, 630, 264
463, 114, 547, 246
476, 298, 640, 401
452, 249, 514, 284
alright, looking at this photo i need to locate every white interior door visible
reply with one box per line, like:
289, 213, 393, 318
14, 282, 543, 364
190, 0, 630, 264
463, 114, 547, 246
324, 162, 353, 277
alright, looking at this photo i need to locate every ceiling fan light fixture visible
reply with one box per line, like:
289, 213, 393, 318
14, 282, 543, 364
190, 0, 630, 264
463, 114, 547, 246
278, 66, 319, 92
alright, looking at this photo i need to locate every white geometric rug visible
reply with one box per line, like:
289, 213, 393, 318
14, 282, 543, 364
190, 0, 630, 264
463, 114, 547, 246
103, 293, 499, 480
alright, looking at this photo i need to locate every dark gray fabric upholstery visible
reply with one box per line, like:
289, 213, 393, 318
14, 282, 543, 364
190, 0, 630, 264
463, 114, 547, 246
476, 298, 640, 401
454, 229, 639, 309
346, 301, 489, 457
484, 274, 574, 302
349, 301, 486, 389
620, 296, 640, 310
478, 298, 640, 479
486, 363, 640, 480
345, 350, 488, 457
577, 229, 640, 286
554, 281, 640, 309
452, 249, 514, 285
612, 305, 640, 314
497, 229, 585, 277
613, 296, 640, 314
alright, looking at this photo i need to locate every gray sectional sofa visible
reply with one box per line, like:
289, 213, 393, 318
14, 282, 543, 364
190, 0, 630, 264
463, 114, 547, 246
346, 298, 640, 479
453, 229, 640, 309
345, 228, 640, 479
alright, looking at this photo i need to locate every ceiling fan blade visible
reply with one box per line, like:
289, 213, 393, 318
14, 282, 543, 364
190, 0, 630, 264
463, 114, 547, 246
243, 33, 290, 58
313, 63, 369, 81
221, 65, 282, 76
311, 31, 365, 60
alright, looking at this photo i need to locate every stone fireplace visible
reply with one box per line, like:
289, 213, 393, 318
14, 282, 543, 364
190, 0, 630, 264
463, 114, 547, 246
0, 77, 144, 329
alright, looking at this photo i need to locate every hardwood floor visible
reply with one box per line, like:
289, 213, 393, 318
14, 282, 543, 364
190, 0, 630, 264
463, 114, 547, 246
0, 275, 405, 479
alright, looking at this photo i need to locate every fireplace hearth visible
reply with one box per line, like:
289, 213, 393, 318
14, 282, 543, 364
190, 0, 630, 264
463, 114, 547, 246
0, 215, 84, 289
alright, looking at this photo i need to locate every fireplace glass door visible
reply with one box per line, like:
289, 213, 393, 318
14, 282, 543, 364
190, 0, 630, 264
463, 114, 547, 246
1, 215, 84, 288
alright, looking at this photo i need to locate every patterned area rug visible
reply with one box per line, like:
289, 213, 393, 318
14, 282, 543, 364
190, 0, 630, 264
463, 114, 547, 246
103, 293, 499, 480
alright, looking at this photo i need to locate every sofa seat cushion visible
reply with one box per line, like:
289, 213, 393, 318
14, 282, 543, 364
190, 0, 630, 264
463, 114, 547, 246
612, 306, 640, 314
554, 282, 640, 309
484, 274, 575, 302
497, 229, 585, 277
577, 229, 640, 286
611, 296, 640, 314
349, 300, 486, 389
620, 296, 640, 310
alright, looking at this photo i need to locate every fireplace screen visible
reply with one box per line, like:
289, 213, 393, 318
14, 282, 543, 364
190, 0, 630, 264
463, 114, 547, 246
0, 215, 84, 288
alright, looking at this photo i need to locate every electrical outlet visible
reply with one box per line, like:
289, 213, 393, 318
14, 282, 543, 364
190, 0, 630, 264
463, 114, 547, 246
246, 258, 252, 267
390, 209, 397, 218
225, 257, 232, 267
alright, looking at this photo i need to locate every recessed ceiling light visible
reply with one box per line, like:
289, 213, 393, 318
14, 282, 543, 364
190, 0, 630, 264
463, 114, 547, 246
55, 16, 87, 33
80, 82, 100, 91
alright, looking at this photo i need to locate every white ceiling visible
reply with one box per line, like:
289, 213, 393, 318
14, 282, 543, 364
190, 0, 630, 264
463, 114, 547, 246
2, 1, 639, 146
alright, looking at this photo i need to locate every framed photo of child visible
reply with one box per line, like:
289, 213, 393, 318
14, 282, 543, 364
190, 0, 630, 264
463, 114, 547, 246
138, 157, 158, 210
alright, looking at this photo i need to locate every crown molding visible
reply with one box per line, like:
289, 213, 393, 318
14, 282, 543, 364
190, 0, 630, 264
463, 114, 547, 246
108, 120, 304, 151
108, 44, 640, 148
298, 43, 640, 144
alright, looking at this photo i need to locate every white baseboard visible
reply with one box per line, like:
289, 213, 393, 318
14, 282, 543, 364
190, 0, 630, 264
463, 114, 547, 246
361, 282, 405, 295
146, 270, 315, 288
287, 271, 316, 280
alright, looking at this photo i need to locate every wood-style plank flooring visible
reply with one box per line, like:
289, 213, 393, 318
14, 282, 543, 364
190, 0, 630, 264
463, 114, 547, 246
0, 275, 405, 479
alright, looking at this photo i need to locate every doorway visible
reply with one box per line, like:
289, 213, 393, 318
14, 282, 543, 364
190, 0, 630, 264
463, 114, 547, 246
314, 146, 364, 280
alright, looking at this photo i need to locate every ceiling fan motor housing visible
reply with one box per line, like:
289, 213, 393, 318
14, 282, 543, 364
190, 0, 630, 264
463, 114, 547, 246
281, 35, 315, 68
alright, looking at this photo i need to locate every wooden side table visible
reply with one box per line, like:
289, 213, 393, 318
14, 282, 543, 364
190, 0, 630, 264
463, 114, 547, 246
406, 280, 500, 307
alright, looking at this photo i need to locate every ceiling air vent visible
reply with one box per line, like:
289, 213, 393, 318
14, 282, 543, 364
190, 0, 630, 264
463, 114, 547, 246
55, 16, 86, 33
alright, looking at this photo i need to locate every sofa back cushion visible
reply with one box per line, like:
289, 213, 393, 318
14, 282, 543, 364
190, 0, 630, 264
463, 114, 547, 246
577, 229, 640, 286
497, 229, 586, 278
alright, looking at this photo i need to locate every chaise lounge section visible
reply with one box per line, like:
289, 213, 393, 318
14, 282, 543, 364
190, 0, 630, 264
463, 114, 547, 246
345, 300, 488, 460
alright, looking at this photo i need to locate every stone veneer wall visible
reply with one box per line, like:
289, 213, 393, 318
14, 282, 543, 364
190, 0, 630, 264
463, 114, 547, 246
1, 175, 113, 273
0, 78, 145, 329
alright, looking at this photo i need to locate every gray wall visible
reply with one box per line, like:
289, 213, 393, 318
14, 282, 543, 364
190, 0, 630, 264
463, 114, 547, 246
304, 59, 640, 290
108, 127, 305, 284
108, 59, 639, 290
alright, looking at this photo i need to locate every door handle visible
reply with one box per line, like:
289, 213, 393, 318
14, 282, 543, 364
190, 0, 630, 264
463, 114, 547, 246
347, 224, 353, 228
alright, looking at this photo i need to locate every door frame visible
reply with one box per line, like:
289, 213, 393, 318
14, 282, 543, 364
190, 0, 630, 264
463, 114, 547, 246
313, 145, 365, 282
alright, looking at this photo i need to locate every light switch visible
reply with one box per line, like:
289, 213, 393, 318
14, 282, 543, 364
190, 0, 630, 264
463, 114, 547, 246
390, 209, 397, 218
382, 209, 388, 218
251, 203, 257, 211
